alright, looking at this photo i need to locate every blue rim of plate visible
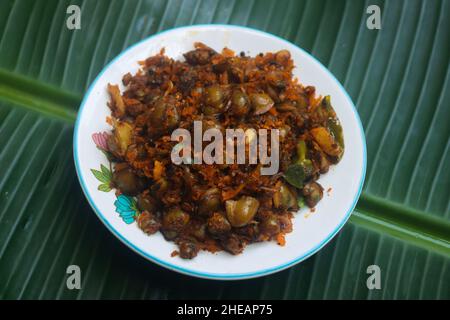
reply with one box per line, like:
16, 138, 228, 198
73, 24, 367, 280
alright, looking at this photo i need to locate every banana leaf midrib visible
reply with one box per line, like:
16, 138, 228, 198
1, 67, 448, 257
0, 68, 78, 122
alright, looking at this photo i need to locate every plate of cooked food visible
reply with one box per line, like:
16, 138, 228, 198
73, 24, 366, 280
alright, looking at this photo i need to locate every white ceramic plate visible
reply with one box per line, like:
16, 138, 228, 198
74, 25, 366, 280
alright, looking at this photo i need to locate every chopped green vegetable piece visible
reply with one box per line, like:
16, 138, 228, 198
327, 117, 345, 149
322, 95, 332, 110
297, 196, 305, 208
296, 140, 307, 163
301, 159, 314, 178
284, 164, 306, 189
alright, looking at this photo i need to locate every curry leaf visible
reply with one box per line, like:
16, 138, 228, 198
284, 164, 306, 189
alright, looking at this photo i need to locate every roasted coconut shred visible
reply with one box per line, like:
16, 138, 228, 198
104, 43, 345, 259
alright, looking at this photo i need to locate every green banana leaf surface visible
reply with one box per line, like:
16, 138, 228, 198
0, 0, 449, 299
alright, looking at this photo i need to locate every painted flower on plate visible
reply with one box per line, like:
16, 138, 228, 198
92, 131, 109, 151
114, 194, 139, 224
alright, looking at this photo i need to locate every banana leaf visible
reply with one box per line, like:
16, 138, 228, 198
0, 0, 448, 299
